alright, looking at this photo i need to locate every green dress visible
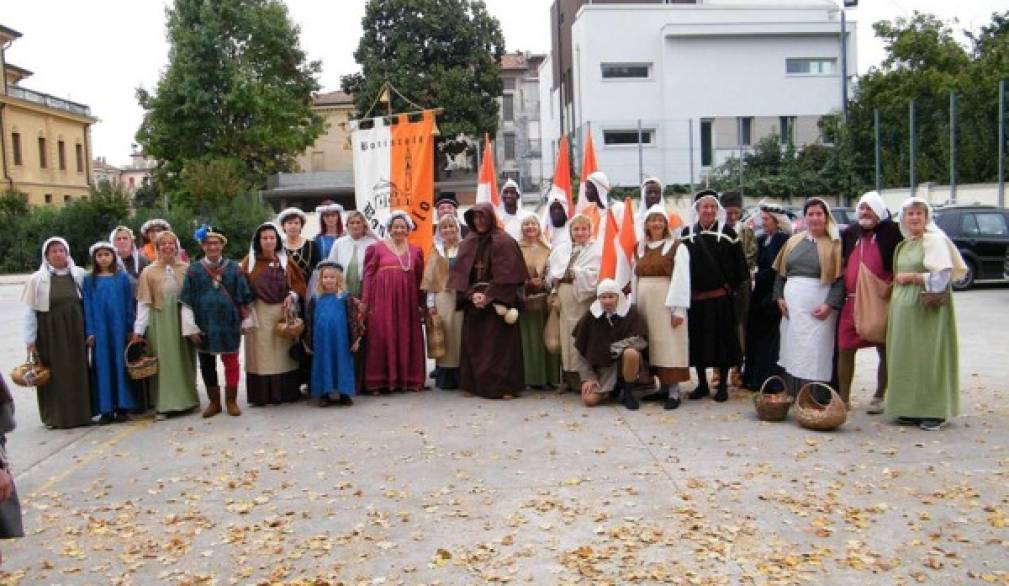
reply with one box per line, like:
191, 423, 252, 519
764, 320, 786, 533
519, 308, 561, 388
147, 274, 198, 414
884, 239, 959, 420
36, 274, 92, 428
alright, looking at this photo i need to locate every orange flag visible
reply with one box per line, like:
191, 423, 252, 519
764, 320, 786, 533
476, 134, 499, 207
598, 207, 620, 282
615, 196, 637, 287
575, 131, 598, 215
551, 135, 573, 217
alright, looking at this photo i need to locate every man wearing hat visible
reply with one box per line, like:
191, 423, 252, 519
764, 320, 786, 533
179, 225, 254, 417
718, 191, 756, 389
435, 192, 469, 239
679, 190, 748, 402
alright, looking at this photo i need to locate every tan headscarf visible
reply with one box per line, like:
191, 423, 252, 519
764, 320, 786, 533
772, 197, 842, 285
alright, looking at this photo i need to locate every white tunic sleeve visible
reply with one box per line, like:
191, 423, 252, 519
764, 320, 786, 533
134, 301, 151, 335
23, 307, 38, 345
665, 243, 692, 315
924, 268, 951, 293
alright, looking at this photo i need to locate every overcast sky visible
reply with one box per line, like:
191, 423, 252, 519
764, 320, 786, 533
3, 0, 1005, 166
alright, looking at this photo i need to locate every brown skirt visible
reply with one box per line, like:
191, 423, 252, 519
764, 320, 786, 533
246, 371, 302, 405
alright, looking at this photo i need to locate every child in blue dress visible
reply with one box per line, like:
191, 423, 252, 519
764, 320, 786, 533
83, 241, 137, 423
305, 261, 361, 406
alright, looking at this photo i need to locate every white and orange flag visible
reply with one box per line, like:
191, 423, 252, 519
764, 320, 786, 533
598, 197, 637, 288
550, 135, 573, 217
574, 131, 598, 215
475, 134, 500, 208
351, 111, 436, 254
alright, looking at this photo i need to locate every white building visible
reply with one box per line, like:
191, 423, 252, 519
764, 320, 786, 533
539, 0, 856, 188
497, 52, 547, 198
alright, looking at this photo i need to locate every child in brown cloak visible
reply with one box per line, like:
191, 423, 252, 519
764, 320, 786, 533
573, 279, 649, 410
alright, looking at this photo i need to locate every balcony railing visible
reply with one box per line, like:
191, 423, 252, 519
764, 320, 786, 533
8, 86, 92, 116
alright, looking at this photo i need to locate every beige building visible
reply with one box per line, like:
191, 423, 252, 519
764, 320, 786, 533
264, 90, 356, 211
92, 148, 156, 195
1, 24, 97, 206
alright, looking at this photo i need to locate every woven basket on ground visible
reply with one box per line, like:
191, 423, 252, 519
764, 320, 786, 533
125, 339, 159, 380
794, 382, 847, 431
753, 375, 793, 422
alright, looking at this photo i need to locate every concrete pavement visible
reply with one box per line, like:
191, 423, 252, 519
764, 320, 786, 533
0, 282, 1007, 583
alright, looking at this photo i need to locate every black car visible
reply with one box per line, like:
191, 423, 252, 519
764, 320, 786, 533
932, 205, 1009, 290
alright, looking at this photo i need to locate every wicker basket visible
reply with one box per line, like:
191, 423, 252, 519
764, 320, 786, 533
753, 375, 793, 422
125, 339, 159, 380
10, 352, 51, 387
794, 382, 847, 431
274, 311, 305, 340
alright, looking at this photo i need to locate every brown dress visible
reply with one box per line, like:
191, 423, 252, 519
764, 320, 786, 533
36, 275, 92, 428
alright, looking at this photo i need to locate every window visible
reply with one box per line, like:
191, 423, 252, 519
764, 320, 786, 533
11, 132, 21, 165
503, 132, 516, 160
44, 193, 52, 204
976, 213, 1008, 236
75, 144, 83, 172
779, 116, 796, 145
786, 58, 836, 75
960, 214, 979, 236
58, 140, 66, 170
700, 119, 713, 166
502, 94, 514, 122
738, 117, 753, 146
129, 177, 136, 189
503, 78, 516, 90
38, 137, 47, 168
603, 129, 654, 146
64, 195, 71, 203
502, 170, 520, 184
601, 63, 651, 80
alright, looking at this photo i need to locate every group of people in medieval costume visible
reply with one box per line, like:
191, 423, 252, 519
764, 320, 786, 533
16, 170, 965, 432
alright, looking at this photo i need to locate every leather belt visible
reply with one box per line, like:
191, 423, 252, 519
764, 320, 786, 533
691, 287, 729, 301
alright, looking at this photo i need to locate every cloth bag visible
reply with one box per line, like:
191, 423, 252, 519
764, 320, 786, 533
853, 262, 891, 344
425, 312, 446, 360
543, 292, 561, 354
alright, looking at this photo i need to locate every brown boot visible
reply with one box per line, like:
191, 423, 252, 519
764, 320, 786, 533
225, 386, 242, 416
202, 386, 222, 418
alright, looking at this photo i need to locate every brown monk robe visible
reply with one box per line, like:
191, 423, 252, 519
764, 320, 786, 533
448, 202, 529, 398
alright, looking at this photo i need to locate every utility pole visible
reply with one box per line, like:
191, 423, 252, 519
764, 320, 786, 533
874, 108, 882, 192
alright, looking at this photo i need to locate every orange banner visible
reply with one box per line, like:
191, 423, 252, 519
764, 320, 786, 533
389, 111, 435, 254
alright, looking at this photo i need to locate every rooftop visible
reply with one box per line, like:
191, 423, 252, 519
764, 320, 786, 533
313, 90, 354, 107
0, 24, 23, 41
5, 85, 92, 117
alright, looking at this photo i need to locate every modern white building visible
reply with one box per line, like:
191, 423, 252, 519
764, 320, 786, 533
539, 0, 857, 188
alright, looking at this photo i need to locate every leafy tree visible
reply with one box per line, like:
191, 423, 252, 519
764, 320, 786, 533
177, 156, 254, 212
136, 0, 325, 192
341, 0, 505, 156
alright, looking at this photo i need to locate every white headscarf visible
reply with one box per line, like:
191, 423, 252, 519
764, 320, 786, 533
20, 236, 87, 311
246, 222, 288, 273
109, 225, 142, 274
139, 219, 170, 239
89, 240, 116, 258
804, 197, 841, 241
277, 207, 308, 227
586, 171, 611, 209
385, 210, 416, 232
684, 191, 729, 241
590, 278, 630, 318
857, 191, 890, 221
637, 204, 677, 257
896, 197, 968, 281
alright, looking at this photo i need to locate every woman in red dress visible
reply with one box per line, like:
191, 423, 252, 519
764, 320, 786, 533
361, 211, 426, 392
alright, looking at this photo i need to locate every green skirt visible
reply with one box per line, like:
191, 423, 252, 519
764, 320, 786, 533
519, 308, 560, 387
147, 293, 199, 414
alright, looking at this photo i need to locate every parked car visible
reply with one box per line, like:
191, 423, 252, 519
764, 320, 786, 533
831, 207, 857, 230
932, 205, 1009, 290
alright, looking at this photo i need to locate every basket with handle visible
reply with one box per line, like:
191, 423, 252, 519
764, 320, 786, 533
125, 338, 159, 380
753, 375, 793, 422
274, 308, 305, 340
794, 382, 847, 431
10, 352, 51, 387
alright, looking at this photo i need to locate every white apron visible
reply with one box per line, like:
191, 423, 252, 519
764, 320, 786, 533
778, 277, 835, 381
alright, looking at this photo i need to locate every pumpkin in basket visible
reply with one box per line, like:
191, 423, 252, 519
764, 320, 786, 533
753, 375, 793, 422
125, 339, 159, 380
10, 352, 51, 387
794, 382, 847, 431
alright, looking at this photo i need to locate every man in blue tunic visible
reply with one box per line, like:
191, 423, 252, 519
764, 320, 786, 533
180, 226, 254, 417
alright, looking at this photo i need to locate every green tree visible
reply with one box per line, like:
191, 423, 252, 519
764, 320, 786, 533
341, 0, 505, 156
136, 0, 325, 193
